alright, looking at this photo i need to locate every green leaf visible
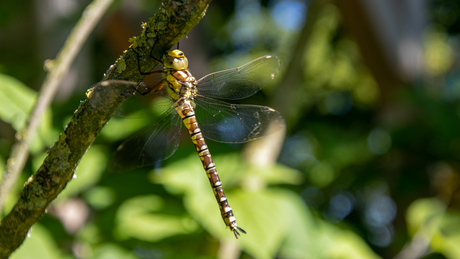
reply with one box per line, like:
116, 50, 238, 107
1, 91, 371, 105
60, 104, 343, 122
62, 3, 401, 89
30, 104, 56, 155
406, 198, 460, 258
10, 223, 72, 259
114, 195, 198, 242
0, 73, 36, 130
55, 145, 108, 200
154, 154, 378, 258
83, 186, 116, 210
0, 73, 55, 156
92, 243, 138, 259
306, 220, 382, 259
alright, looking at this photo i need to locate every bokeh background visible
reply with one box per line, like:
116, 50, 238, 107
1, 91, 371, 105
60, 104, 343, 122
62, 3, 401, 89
1, 0, 460, 258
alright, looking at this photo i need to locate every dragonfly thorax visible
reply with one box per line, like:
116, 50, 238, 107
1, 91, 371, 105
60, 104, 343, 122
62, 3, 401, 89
163, 50, 197, 102
166, 70, 197, 101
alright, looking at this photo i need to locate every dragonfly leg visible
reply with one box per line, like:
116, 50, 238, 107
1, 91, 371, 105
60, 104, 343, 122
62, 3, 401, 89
132, 44, 163, 75
137, 78, 166, 95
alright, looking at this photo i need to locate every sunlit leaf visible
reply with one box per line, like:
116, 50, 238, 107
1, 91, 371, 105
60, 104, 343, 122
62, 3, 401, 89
154, 153, 378, 258
92, 243, 138, 259
233, 189, 312, 258
56, 145, 108, 200
406, 198, 445, 235
406, 198, 460, 258
434, 211, 460, 258
242, 163, 302, 186
0, 156, 4, 180
0, 73, 36, 130
83, 186, 116, 210
0, 73, 55, 156
308, 220, 382, 259
31, 104, 56, 155
10, 224, 71, 259
115, 195, 198, 242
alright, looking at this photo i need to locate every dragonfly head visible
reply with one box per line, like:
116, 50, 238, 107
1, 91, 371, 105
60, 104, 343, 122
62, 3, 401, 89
164, 49, 189, 70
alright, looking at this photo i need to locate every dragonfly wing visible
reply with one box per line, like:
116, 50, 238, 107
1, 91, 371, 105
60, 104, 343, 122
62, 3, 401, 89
194, 96, 284, 143
196, 55, 281, 100
108, 107, 182, 171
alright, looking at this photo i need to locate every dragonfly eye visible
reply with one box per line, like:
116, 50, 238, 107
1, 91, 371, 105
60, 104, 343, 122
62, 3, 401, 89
168, 49, 185, 58
164, 50, 189, 70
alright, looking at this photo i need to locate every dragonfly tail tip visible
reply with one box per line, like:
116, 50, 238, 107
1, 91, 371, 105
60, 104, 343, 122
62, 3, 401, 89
233, 226, 247, 239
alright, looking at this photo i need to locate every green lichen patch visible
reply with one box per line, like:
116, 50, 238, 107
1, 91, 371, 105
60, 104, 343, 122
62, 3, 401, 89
116, 58, 126, 74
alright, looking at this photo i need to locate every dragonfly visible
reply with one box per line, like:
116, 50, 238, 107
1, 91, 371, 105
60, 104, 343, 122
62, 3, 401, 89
109, 49, 283, 239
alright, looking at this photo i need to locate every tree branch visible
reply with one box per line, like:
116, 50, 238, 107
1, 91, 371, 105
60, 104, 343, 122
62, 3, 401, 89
0, 0, 211, 257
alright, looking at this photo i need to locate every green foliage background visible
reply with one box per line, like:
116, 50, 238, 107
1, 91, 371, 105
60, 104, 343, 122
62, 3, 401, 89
1, 0, 460, 258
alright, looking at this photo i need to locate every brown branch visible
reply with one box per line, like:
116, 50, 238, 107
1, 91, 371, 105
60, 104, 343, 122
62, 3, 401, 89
0, 0, 211, 257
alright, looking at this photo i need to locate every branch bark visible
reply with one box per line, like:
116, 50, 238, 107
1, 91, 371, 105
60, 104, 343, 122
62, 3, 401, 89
0, 0, 211, 257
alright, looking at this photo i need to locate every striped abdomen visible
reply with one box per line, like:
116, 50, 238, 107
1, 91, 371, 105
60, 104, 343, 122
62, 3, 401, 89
176, 99, 246, 239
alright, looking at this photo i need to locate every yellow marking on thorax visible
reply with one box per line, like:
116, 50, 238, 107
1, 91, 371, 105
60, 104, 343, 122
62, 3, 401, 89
166, 73, 182, 91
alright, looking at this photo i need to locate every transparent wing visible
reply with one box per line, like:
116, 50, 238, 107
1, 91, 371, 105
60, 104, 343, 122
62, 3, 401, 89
108, 107, 182, 171
196, 55, 281, 100
115, 90, 171, 119
194, 95, 285, 143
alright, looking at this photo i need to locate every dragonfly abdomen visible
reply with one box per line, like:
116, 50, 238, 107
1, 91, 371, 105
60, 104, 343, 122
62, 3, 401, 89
176, 100, 246, 238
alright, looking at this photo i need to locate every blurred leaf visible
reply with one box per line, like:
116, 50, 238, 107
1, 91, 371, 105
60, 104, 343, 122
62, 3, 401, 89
332, 230, 382, 258
434, 211, 460, 258
115, 195, 198, 242
154, 155, 291, 257
154, 154, 240, 195
77, 222, 103, 246
92, 243, 138, 259
56, 145, 108, 200
83, 186, 116, 210
101, 96, 172, 142
304, 4, 378, 106
10, 223, 72, 259
406, 198, 460, 258
310, 220, 382, 259
243, 162, 303, 186
234, 189, 312, 258
0, 156, 4, 179
0, 73, 56, 158
406, 198, 445, 236
308, 162, 335, 187
31, 105, 56, 155
236, 188, 379, 259
155, 153, 301, 191
424, 29, 454, 77
154, 153, 378, 258
0, 73, 36, 130
102, 114, 150, 142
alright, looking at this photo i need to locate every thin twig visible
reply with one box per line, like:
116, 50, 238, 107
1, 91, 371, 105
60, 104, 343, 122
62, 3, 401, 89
0, 0, 114, 211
